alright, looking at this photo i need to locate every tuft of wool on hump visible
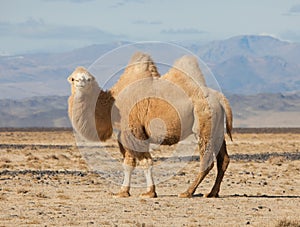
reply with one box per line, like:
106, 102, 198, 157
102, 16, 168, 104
172, 55, 207, 86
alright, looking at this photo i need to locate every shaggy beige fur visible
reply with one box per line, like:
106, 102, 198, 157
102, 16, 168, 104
67, 52, 233, 198
170, 55, 207, 86
162, 55, 232, 197
166, 55, 232, 140
110, 52, 160, 97
68, 67, 114, 142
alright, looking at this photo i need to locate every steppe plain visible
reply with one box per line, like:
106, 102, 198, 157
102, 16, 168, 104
0, 128, 299, 226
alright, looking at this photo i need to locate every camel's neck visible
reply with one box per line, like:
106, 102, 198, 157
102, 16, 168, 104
70, 85, 102, 142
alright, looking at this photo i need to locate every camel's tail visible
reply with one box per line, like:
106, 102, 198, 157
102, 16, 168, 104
216, 92, 233, 141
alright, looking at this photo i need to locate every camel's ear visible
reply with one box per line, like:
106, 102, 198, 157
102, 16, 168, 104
88, 72, 96, 81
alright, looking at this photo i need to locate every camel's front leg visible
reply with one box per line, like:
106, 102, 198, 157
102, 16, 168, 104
115, 163, 134, 198
114, 146, 136, 198
138, 152, 157, 198
140, 166, 157, 198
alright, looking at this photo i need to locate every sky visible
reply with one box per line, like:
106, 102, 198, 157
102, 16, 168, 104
1, 0, 300, 55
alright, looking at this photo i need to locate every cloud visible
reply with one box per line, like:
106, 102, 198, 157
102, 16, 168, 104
280, 30, 300, 42
161, 28, 206, 35
283, 4, 300, 16
289, 4, 300, 13
42, 0, 96, 3
110, 0, 145, 8
0, 18, 124, 41
68, 0, 95, 3
132, 20, 162, 25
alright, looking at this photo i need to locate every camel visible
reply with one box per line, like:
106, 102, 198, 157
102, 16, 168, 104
67, 52, 232, 198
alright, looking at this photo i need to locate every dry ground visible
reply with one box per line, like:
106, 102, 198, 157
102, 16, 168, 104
0, 129, 300, 226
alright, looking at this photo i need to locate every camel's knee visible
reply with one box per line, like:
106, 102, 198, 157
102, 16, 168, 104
208, 161, 214, 171
217, 142, 230, 171
199, 145, 215, 173
139, 158, 153, 169
200, 159, 214, 173
223, 152, 230, 169
124, 152, 136, 167
118, 135, 126, 158
218, 154, 229, 173
136, 152, 153, 168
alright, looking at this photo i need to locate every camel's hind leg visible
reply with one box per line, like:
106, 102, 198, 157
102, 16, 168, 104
178, 140, 214, 198
205, 140, 230, 198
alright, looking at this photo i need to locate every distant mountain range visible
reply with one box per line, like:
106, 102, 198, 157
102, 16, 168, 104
1, 35, 299, 128
0, 43, 121, 99
0, 96, 68, 128
0, 35, 299, 99
190, 35, 300, 94
1, 92, 299, 128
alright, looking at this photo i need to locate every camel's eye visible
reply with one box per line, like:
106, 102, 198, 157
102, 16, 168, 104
87, 78, 91, 81
71, 78, 74, 81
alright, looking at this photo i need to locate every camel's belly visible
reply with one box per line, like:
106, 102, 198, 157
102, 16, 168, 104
147, 125, 193, 145
142, 98, 194, 145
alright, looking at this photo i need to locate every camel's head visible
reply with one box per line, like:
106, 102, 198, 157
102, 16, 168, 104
68, 67, 96, 92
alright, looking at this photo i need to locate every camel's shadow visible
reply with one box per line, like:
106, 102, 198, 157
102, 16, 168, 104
225, 194, 300, 199
158, 193, 300, 199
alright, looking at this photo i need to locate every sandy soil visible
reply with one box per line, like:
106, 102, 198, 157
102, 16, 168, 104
0, 129, 300, 226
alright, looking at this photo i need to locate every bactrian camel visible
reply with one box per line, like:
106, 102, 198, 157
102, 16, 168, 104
67, 52, 232, 198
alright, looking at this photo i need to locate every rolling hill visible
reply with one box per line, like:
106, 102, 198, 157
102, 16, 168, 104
0, 35, 299, 128
0, 92, 299, 128
0, 35, 299, 99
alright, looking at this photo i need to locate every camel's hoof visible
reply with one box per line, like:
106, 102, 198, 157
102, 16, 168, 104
178, 191, 193, 198
204, 192, 219, 198
140, 191, 157, 198
113, 191, 131, 198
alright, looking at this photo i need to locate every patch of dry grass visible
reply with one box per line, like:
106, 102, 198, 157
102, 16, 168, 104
275, 219, 300, 227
